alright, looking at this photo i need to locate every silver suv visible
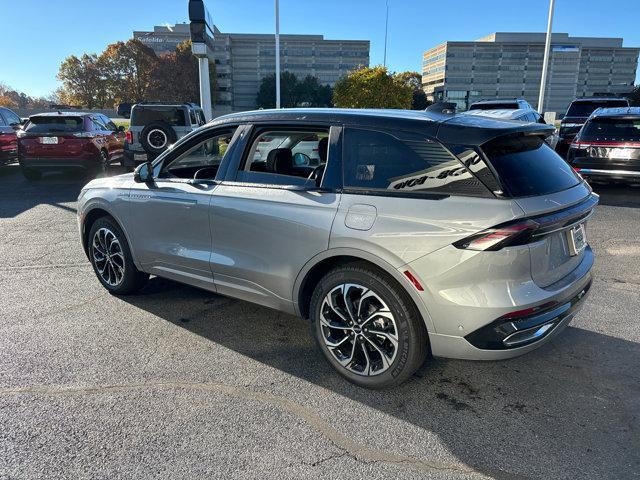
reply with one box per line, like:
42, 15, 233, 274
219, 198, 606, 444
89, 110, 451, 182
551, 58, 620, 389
78, 108, 597, 388
123, 103, 206, 168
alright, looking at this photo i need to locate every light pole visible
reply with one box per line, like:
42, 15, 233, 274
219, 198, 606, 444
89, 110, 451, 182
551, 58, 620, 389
383, 0, 389, 67
538, 0, 556, 113
275, 0, 281, 108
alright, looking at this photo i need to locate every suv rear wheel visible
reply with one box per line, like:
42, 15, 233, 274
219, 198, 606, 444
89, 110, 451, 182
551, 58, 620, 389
310, 263, 429, 388
140, 122, 177, 155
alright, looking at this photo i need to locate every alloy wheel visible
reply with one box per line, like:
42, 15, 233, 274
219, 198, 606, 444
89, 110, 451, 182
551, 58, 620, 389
320, 283, 399, 376
92, 227, 125, 286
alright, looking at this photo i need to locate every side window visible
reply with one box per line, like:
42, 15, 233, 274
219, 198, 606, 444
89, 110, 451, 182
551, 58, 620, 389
91, 116, 107, 131
0, 112, 6, 127
3, 110, 21, 125
101, 114, 117, 131
159, 128, 236, 180
238, 128, 330, 186
343, 128, 492, 197
189, 109, 197, 125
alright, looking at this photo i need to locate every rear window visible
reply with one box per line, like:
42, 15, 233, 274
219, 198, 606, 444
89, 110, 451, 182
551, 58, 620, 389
581, 117, 640, 141
482, 135, 580, 197
566, 100, 627, 117
470, 102, 519, 110
24, 116, 84, 133
130, 107, 187, 127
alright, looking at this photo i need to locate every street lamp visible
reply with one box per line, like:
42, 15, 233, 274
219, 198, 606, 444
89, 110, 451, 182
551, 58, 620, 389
275, 0, 281, 108
383, 0, 389, 67
538, 0, 556, 113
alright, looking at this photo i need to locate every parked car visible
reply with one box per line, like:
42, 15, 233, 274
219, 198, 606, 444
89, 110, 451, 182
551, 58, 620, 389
468, 98, 533, 111
116, 102, 133, 119
567, 106, 640, 185
17, 112, 125, 180
123, 102, 206, 168
0, 106, 23, 165
461, 108, 559, 149
556, 97, 630, 158
78, 108, 596, 388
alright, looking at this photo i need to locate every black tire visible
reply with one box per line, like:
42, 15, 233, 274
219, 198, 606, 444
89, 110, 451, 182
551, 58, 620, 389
91, 150, 109, 178
87, 216, 149, 295
310, 262, 429, 389
139, 122, 177, 156
21, 167, 42, 181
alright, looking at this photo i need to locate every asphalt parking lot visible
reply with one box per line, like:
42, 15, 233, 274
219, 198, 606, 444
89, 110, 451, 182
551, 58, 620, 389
0, 164, 638, 479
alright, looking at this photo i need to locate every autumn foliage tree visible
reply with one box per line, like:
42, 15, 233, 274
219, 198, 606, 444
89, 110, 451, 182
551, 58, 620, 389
333, 66, 413, 109
55, 39, 215, 108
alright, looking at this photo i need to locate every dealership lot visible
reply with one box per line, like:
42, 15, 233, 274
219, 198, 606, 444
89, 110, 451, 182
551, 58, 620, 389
0, 164, 638, 479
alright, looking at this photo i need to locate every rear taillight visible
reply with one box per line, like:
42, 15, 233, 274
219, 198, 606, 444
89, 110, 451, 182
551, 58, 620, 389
453, 220, 538, 251
125, 130, 133, 144
454, 194, 598, 252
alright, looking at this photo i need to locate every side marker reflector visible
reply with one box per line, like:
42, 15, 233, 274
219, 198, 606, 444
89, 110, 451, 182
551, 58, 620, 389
403, 270, 424, 292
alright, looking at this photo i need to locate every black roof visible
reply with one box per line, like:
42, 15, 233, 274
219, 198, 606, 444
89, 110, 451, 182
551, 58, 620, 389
210, 108, 553, 146
590, 107, 640, 118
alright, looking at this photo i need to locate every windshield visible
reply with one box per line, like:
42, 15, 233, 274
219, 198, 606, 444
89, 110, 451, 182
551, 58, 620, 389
482, 135, 580, 197
24, 116, 84, 133
566, 100, 628, 118
581, 117, 640, 141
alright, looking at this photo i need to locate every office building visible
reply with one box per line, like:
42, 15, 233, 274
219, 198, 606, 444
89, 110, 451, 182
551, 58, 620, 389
134, 24, 370, 113
422, 32, 639, 113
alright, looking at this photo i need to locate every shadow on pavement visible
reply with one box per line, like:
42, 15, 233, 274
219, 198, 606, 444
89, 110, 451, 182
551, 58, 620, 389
122, 277, 640, 479
0, 164, 123, 218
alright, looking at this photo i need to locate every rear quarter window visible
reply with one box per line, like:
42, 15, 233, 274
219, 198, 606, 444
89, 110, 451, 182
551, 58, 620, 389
131, 108, 187, 127
481, 135, 580, 197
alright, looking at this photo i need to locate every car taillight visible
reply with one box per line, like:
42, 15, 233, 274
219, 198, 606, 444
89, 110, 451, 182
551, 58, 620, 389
125, 130, 133, 143
453, 220, 538, 251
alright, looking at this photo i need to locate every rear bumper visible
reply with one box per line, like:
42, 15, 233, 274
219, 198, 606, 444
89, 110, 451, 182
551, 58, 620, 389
123, 148, 151, 167
413, 243, 595, 361
19, 156, 99, 171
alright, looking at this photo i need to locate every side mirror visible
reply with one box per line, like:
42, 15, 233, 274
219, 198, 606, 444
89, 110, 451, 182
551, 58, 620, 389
293, 152, 311, 166
117, 125, 125, 133
133, 162, 153, 183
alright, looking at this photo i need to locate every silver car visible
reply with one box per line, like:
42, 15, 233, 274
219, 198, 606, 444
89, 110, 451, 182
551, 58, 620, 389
78, 108, 597, 388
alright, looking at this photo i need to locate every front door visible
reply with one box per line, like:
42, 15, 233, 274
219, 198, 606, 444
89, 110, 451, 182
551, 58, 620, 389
126, 127, 238, 290
209, 125, 341, 311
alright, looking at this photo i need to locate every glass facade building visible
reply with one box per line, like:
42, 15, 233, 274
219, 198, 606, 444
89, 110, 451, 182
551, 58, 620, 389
422, 32, 639, 114
134, 24, 370, 115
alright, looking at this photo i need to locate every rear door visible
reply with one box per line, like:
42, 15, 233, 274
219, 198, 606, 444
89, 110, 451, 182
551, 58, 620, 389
209, 124, 341, 311
331, 127, 521, 267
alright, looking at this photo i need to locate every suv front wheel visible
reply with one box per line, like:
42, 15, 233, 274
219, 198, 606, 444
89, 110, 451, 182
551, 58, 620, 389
310, 263, 429, 388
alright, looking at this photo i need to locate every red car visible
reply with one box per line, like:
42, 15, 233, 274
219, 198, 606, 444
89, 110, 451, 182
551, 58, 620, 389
17, 112, 125, 180
0, 106, 22, 165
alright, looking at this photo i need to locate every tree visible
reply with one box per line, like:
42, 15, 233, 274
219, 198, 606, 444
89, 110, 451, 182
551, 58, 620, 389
57, 53, 106, 108
333, 66, 413, 109
100, 39, 158, 105
256, 71, 300, 108
395, 71, 431, 110
627, 85, 640, 106
152, 40, 216, 104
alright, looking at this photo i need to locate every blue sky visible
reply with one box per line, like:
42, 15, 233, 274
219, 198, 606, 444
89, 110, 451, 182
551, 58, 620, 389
4, 0, 640, 97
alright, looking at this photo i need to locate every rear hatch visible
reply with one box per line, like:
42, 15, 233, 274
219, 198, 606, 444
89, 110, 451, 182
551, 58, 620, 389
19, 115, 89, 158
570, 116, 640, 172
480, 134, 596, 288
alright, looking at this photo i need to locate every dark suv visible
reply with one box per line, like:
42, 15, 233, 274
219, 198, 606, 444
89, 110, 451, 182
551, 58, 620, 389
567, 107, 640, 184
123, 103, 206, 168
557, 97, 630, 157
0, 106, 23, 165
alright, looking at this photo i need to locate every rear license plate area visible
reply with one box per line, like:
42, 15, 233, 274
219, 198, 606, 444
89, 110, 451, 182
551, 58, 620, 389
40, 137, 58, 144
566, 223, 587, 256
